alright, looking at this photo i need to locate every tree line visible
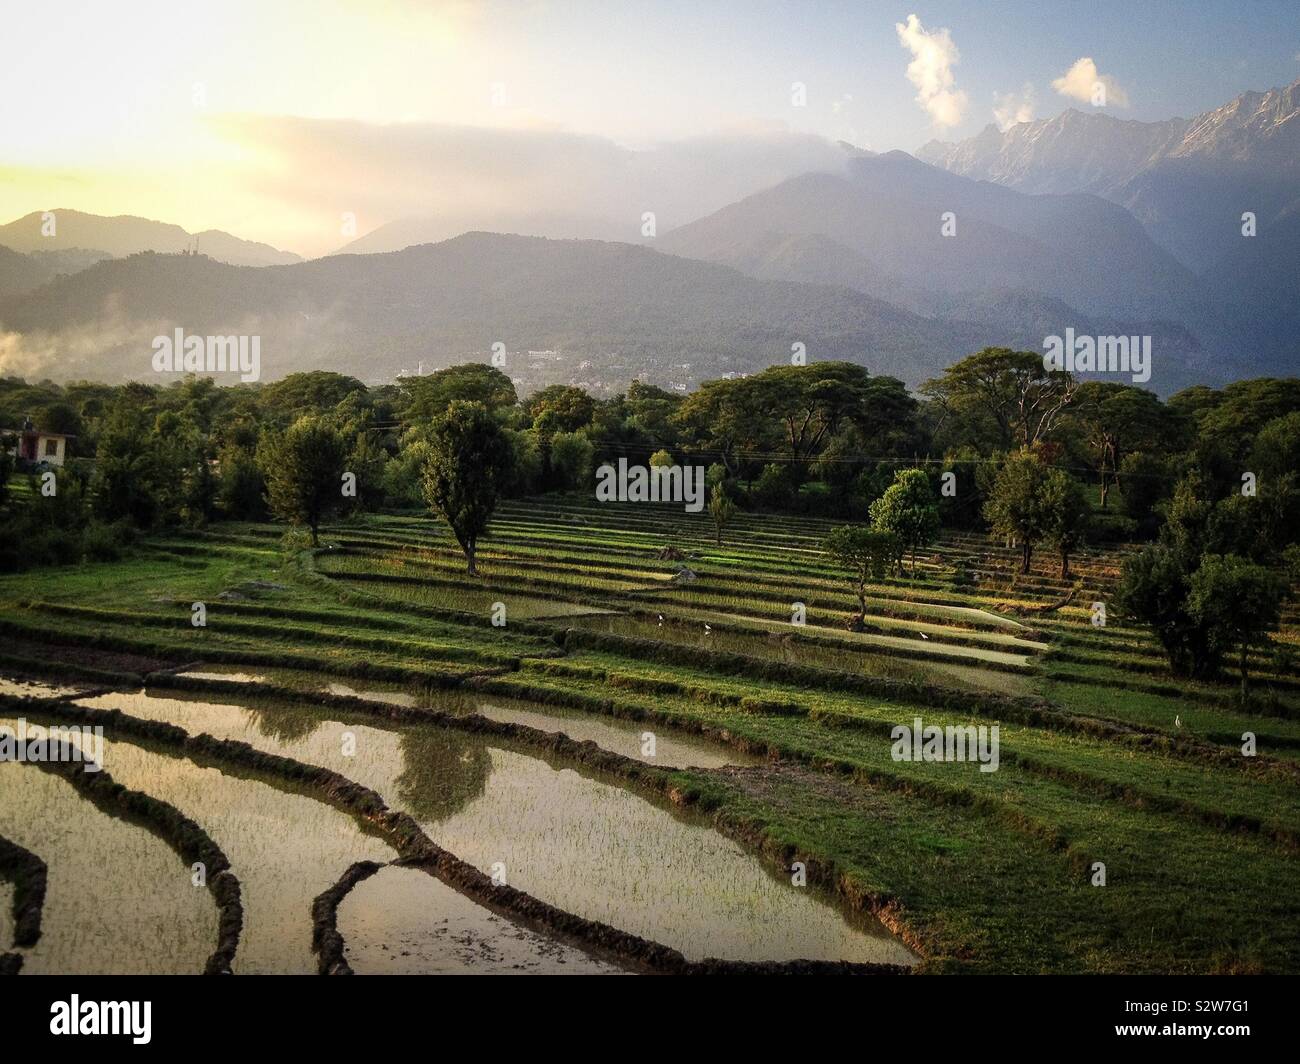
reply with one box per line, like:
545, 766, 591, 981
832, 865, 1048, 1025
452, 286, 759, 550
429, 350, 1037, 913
1, 349, 1296, 691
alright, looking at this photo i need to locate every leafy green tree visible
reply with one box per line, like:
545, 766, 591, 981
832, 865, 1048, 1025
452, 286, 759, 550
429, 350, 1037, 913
708, 482, 737, 546
982, 449, 1054, 573
550, 431, 595, 491
1186, 555, 1287, 698
260, 371, 368, 425
526, 385, 595, 433
1069, 382, 1172, 508
345, 431, 390, 512
869, 468, 940, 575
217, 443, 267, 520
90, 386, 169, 528
421, 401, 513, 575
1118, 451, 1170, 533
258, 416, 349, 546
649, 448, 675, 468
1252, 412, 1300, 483
922, 347, 1076, 453
399, 364, 517, 421
1042, 469, 1091, 578
824, 525, 900, 627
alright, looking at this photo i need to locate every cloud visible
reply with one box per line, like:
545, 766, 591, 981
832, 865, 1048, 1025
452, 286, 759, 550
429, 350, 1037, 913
993, 84, 1036, 131
210, 116, 853, 255
895, 13, 968, 128
1052, 57, 1130, 108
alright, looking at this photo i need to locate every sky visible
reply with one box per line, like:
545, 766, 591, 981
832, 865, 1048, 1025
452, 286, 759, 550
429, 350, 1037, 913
2, 0, 1298, 256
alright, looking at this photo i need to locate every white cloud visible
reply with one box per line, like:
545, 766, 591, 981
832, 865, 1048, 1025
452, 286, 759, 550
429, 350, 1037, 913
895, 13, 969, 128
993, 84, 1036, 131
1052, 57, 1130, 108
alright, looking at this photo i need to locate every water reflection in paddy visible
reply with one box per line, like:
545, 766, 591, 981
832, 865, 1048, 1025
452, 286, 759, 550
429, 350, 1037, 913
76, 690, 915, 966
63, 730, 393, 973
0, 730, 216, 974
336, 865, 622, 974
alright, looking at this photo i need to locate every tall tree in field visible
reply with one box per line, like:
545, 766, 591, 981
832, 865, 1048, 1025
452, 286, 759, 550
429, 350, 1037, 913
868, 468, 940, 576
259, 416, 349, 546
1042, 469, 1091, 578
824, 526, 900, 628
922, 348, 1076, 453
983, 449, 1054, 574
421, 400, 513, 575
1069, 382, 1171, 508
1186, 555, 1286, 699
708, 482, 737, 546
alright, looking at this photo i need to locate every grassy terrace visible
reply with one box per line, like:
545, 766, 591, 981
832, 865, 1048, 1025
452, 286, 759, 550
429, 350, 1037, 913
2, 496, 1297, 973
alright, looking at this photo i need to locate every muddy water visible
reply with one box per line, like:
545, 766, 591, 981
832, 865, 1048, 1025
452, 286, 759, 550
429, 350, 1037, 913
0, 732, 217, 973
76, 690, 915, 965
336, 865, 623, 974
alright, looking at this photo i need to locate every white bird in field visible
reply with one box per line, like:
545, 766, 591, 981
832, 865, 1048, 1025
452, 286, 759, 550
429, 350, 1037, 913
1174, 715, 1182, 729
657, 614, 664, 627
919, 632, 929, 640
704, 623, 712, 635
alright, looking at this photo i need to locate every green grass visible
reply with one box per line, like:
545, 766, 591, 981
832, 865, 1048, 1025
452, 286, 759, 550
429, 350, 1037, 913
0, 499, 1296, 973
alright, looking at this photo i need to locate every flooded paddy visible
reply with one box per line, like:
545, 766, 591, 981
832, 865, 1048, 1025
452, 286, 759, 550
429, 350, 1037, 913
469, 695, 762, 769
336, 865, 623, 974
73, 690, 915, 966
0, 732, 216, 974
32, 722, 395, 974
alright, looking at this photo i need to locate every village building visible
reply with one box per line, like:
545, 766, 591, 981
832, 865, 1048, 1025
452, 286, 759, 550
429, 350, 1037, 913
0, 417, 74, 468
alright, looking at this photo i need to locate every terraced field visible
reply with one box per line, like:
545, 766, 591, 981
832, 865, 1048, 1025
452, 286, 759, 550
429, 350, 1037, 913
2, 496, 1297, 974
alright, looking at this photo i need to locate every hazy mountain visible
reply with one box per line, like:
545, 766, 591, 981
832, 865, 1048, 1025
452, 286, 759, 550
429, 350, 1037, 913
916, 78, 1300, 370
0, 210, 302, 267
0, 233, 1001, 390
335, 210, 631, 255
659, 152, 1205, 325
917, 110, 1191, 197
0, 245, 112, 300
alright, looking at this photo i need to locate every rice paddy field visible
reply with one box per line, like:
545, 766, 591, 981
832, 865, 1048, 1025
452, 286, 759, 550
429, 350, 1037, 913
2, 495, 1298, 974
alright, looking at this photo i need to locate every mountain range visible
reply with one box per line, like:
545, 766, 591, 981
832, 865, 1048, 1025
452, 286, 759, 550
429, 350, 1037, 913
918, 78, 1300, 367
0, 210, 301, 268
0, 78, 1294, 395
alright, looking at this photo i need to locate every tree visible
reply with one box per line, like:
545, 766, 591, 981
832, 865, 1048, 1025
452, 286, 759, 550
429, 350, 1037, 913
90, 386, 168, 528
1186, 555, 1286, 698
922, 348, 1076, 453
868, 468, 940, 575
260, 372, 369, 425
708, 483, 737, 546
259, 416, 349, 546
1042, 469, 1091, 578
399, 364, 517, 421
420, 400, 513, 575
824, 526, 900, 627
1069, 382, 1171, 508
983, 449, 1054, 573
526, 385, 595, 433
550, 431, 594, 491
649, 448, 675, 468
